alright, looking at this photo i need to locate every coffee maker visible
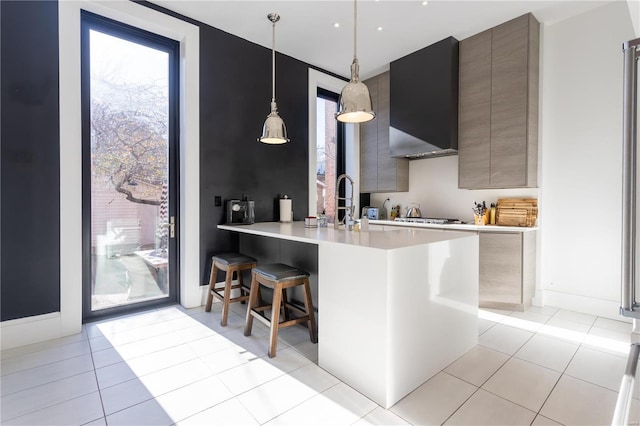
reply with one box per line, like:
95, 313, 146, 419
226, 199, 255, 225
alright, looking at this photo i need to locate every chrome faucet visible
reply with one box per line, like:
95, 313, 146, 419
335, 174, 356, 230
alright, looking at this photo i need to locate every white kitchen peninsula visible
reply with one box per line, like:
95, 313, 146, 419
218, 222, 478, 408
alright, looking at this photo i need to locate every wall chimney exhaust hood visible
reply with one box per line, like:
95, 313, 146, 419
389, 36, 459, 159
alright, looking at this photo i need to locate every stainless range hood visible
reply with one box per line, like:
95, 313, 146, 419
389, 127, 458, 159
389, 36, 459, 159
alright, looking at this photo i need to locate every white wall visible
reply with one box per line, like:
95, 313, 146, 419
540, 0, 635, 319
626, 0, 639, 37
370, 156, 537, 222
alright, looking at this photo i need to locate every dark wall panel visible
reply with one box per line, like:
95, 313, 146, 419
0, 0, 335, 323
198, 26, 310, 284
137, 2, 315, 284
1, 1, 61, 321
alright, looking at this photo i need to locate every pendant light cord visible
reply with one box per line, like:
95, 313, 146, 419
353, 0, 357, 61
272, 19, 276, 103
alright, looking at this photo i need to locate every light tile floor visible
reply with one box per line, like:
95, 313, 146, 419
1, 303, 639, 425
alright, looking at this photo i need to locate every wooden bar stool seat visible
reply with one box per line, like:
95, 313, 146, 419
244, 263, 317, 358
205, 253, 257, 326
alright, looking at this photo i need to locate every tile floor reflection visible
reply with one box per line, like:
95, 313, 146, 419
1, 302, 638, 425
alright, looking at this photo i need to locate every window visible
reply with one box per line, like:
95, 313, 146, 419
315, 90, 342, 222
308, 69, 360, 221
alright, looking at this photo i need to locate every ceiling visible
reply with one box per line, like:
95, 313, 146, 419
152, 0, 612, 80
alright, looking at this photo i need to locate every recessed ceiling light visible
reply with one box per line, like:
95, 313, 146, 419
422, 1, 429, 5
377, 26, 383, 31
333, 22, 340, 28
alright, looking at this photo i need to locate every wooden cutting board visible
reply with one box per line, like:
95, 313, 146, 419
496, 198, 538, 227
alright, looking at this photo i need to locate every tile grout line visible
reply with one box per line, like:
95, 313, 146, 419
452, 310, 556, 425
0, 343, 93, 376
525, 308, 578, 424
7, 305, 631, 426
440, 312, 532, 424
98, 329, 313, 423
474, 323, 541, 419
0, 353, 95, 397
255, 381, 344, 425
530, 313, 600, 425
89, 328, 111, 424
0, 333, 103, 425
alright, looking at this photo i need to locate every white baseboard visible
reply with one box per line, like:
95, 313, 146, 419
0, 312, 82, 350
542, 289, 622, 321
199, 284, 210, 306
532, 288, 544, 307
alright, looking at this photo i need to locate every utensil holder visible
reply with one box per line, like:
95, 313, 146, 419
474, 214, 488, 226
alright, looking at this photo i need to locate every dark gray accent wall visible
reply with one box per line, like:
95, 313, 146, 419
199, 24, 310, 284
1, 1, 61, 321
0, 0, 333, 321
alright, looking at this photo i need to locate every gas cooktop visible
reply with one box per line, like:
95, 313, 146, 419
393, 217, 463, 225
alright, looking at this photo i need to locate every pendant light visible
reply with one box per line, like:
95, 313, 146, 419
258, 13, 290, 144
335, 0, 375, 123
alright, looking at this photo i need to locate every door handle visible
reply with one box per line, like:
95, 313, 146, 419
160, 216, 175, 238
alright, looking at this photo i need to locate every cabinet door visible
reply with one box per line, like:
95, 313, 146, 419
458, 29, 491, 189
360, 72, 408, 193
376, 72, 408, 192
479, 233, 522, 305
360, 75, 378, 193
490, 15, 529, 187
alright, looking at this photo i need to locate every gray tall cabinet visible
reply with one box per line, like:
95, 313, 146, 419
360, 71, 409, 193
458, 13, 539, 189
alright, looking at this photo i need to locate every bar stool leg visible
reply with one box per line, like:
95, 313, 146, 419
220, 266, 234, 326
281, 288, 290, 321
302, 279, 318, 343
244, 272, 260, 337
205, 262, 219, 312
238, 270, 247, 303
268, 282, 283, 358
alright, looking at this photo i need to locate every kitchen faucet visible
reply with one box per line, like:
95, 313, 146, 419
334, 174, 355, 230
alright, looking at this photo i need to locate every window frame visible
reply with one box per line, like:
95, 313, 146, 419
307, 69, 359, 218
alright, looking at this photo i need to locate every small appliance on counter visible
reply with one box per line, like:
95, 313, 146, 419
304, 216, 317, 228
361, 206, 379, 220
406, 203, 422, 218
279, 195, 293, 222
226, 199, 255, 225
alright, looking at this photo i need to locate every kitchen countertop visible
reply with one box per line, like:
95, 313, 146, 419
370, 219, 538, 233
218, 221, 473, 250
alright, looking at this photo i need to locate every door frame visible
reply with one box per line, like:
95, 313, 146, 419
53, 0, 199, 343
80, 11, 180, 321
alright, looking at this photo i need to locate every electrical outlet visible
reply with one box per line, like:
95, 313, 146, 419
214, 196, 222, 207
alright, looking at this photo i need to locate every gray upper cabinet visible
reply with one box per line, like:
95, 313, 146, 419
458, 13, 539, 189
458, 29, 492, 188
360, 71, 409, 193
360, 74, 379, 193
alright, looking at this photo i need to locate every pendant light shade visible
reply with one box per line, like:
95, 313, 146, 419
336, 0, 375, 123
259, 13, 289, 144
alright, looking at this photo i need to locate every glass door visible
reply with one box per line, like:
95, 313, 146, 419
81, 11, 179, 320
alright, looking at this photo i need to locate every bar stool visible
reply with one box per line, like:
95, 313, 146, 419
244, 263, 317, 358
205, 253, 257, 326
